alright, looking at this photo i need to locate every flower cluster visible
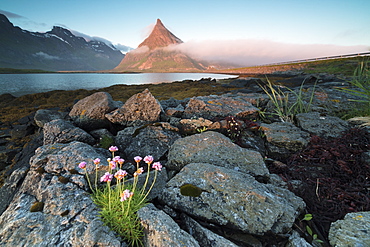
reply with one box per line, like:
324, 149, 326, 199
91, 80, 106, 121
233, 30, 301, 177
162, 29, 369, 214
77, 146, 162, 245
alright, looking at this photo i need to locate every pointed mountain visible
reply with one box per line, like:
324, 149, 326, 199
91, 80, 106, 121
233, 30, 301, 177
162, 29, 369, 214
113, 19, 207, 72
138, 19, 183, 50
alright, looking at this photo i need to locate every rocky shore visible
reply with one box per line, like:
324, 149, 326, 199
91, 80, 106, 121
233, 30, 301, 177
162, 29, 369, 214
0, 73, 369, 246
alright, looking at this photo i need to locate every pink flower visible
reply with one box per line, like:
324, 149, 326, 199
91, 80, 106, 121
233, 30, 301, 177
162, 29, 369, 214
109, 160, 117, 170
100, 172, 113, 182
112, 156, 121, 162
93, 158, 100, 165
143, 155, 154, 165
78, 162, 87, 169
134, 167, 144, 177
114, 169, 128, 180
117, 158, 125, 165
109, 146, 118, 152
120, 189, 134, 201
152, 162, 162, 171
134, 156, 142, 163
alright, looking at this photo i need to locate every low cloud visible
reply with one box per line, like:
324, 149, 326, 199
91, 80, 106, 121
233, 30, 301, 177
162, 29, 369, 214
168, 39, 369, 66
33, 51, 61, 60
0, 9, 24, 18
129, 45, 149, 54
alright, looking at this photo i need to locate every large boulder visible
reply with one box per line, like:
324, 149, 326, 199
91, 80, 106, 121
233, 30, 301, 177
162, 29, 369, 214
167, 131, 268, 176
69, 92, 118, 131
106, 89, 162, 126
183, 94, 259, 120
115, 124, 181, 162
43, 119, 95, 145
295, 112, 350, 138
159, 163, 306, 235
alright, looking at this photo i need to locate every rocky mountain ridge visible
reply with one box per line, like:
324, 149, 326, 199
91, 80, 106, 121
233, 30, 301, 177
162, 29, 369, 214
0, 14, 124, 71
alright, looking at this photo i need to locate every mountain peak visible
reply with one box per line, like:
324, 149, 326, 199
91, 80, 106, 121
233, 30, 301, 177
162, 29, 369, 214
138, 19, 183, 50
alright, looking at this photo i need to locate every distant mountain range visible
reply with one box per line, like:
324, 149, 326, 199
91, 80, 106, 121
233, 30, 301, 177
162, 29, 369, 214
0, 14, 124, 71
113, 19, 211, 72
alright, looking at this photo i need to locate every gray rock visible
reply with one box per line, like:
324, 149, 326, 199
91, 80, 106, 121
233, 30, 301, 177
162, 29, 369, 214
138, 204, 200, 247
34, 109, 65, 128
106, 89, 162, 126
159, 163, 305, 235
329, 211, 370, 247
10, 124, 34, 139
167, 131, 268, 176
30, 141, 109, 176
0, 166, 29, 215
183, 94, 259, 120
260, 122, 310, 159
286, 231, 313, 247
0, 142, 122, 246
181, 214, 240, 247
120, 125, 181, 162
295, 112, 349, 138
43, 119, 95, 145
69, 92, 118, 131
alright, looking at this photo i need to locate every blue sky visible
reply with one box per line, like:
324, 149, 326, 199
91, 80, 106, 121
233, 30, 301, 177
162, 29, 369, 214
1, 0, 369, 66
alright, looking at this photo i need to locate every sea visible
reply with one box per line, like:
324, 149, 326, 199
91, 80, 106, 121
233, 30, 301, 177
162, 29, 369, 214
0, 73, 237, 97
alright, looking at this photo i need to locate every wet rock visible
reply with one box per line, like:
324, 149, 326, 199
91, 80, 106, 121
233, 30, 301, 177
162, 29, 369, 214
295, 112, 350, 138
167, 131, 268, 176
183, 94, 259, 120
69, 92, 118, 131
106, 89, 162, 127
260, 122, 310, 159
43, 119, 95, 145
138, 203, 200, 247
34, 109, 66, 128
329, 211, 370, 247
159, 163, 305, 235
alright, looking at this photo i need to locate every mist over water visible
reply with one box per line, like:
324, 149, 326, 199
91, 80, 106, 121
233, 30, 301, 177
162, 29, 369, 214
0, 73, 237, 97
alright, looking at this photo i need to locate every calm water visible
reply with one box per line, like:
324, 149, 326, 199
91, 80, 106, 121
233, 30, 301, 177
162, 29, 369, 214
0, 73, 237, 97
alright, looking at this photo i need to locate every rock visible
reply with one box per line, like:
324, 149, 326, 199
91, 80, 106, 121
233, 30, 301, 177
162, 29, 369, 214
260, 122, 310, 159
10, 124, 35, 139
138, 204, 200, 247
286, 231, 313, 247
183, 94, 259, 120
228, 78, 264, 88
34, 109, 65, 128
0, 166, 29, 215
159, 163, 305, 235
30, 141, 109, 176
0, 141, 122, 246
295, 112, 350, 138
43, 119, 95, 145
69, 92, 118, 131
105, 89, 162, 126
180, 214, 240, 247
167, 131, 269, 176
179, 117, 213, 134
116, 124, 181, 162
329, 211, 370, 247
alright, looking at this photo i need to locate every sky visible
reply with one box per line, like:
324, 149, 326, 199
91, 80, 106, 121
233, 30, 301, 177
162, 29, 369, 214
1, 0, 369, 66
